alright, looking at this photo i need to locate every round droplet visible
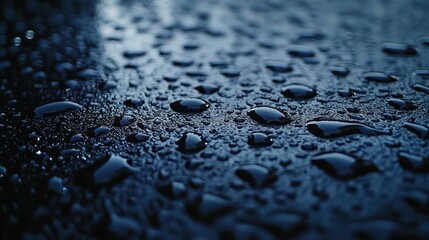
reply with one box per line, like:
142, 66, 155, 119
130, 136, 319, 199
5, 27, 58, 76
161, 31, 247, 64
281, 84, 317, 99
387, 98, 417, 110
124, 98, 143, 108
172, 56, 194, 67
330, 66, 350, 77
195, 84, 220, 94
170, 99, 210, 113
247, 107, 292, 125
220, 69, 240, 77
87, 126, 111, 137
264, 60, 293, 73
70, 134, 84, 143
248, 133, 273, 147
176, 133, 207, 153
34, 101, 82, 118
311, 152, 377, 179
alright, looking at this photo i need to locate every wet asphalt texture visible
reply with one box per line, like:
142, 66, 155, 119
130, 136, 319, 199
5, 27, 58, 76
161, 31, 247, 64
1, 0, 429, 239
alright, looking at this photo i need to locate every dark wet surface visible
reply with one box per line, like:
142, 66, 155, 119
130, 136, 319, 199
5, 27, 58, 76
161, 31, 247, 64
1, 0, 429, 239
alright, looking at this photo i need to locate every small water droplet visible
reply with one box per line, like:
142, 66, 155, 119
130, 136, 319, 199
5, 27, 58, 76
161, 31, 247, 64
398, 152, 429, 172
195, 84, 220, 94
311, 152, 377, 179
412, 84, 429, 95
247, 107, 292, 125
403, 122, 429, 139
363, 72, 398, 83
235, 164, 277, 187
70, 134, 84, 143
126, 133, 149, 143
170, 99, 210, 113
248, 133, 273, 147
381, 42, 418, 55
124, 98, 143, 108
186, 193, 232, 221
281, 84, 317, 99
330, 66, 350, 77
87, 126, 111, 137
287, 45, 316, 58
114, 115, 135, 127
264, 60, 293, 73
176, 133, 207, 153
75, 155, 138, 188
387, 98, 417, 110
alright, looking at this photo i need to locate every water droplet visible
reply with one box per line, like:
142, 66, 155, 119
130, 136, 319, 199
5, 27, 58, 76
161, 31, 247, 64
330, 66, 350, 77
209, 59, 230, 68
338, 89, 356, 97
381, 42, 418, 55
157, 181, 187, 199
75, 155, 138, 188
162, 73, 180, 82
172, 56, 194, 67
123, 49, 147, 59
403, 122, 429, 139
235, 164, 277, 187
25, 30, 35, 40
248, 133, 273, 147
363, 72, 398, 83
306, 118, 390, 138
170, 99, 210, 113
70, 134, 84, 143
220, 69, 240, 77
127, 133, 149, 143
187, 193, 232, 221
264, 60, 293, 73
247, 107, 292, 125
387, 98, 417, 110
287, 45, 316, 58
311, 152, 377, 179
398, 152, 429, 172
13, 37, 21, 46
412, 84, 429, 95
124, 98, 143, 108
87, 126, 111, 137
195, 84, 220, 94
34, 101, 82, 118
281, 84, 317, 99
176, 133, 207, 153
114, 115, 135, 127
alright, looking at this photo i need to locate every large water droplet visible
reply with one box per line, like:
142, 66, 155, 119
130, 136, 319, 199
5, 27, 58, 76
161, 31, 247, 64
281, 84, 317, 99
306, 118, 390, 138
75, 155, 138, 188
176, 133, 207, 153
126, 133, 149, 143
87, 126, 111, 137
363, 72, 398, 83
34, 101, 82, 118
381, 42, 418, 55
247, 107, 292, 125
311, 152, 377, 179
403, 122, 429, 139
170, 99, 209, 113
235, 164, 277, 187
330, 66, 350, 77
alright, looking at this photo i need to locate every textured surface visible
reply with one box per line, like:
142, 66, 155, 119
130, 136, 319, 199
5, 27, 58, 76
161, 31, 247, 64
1, 0, 429, 239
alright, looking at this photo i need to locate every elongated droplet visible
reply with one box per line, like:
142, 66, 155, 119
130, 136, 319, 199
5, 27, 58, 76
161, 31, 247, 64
34, 101, 82, 118
306, 118, 390, 138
